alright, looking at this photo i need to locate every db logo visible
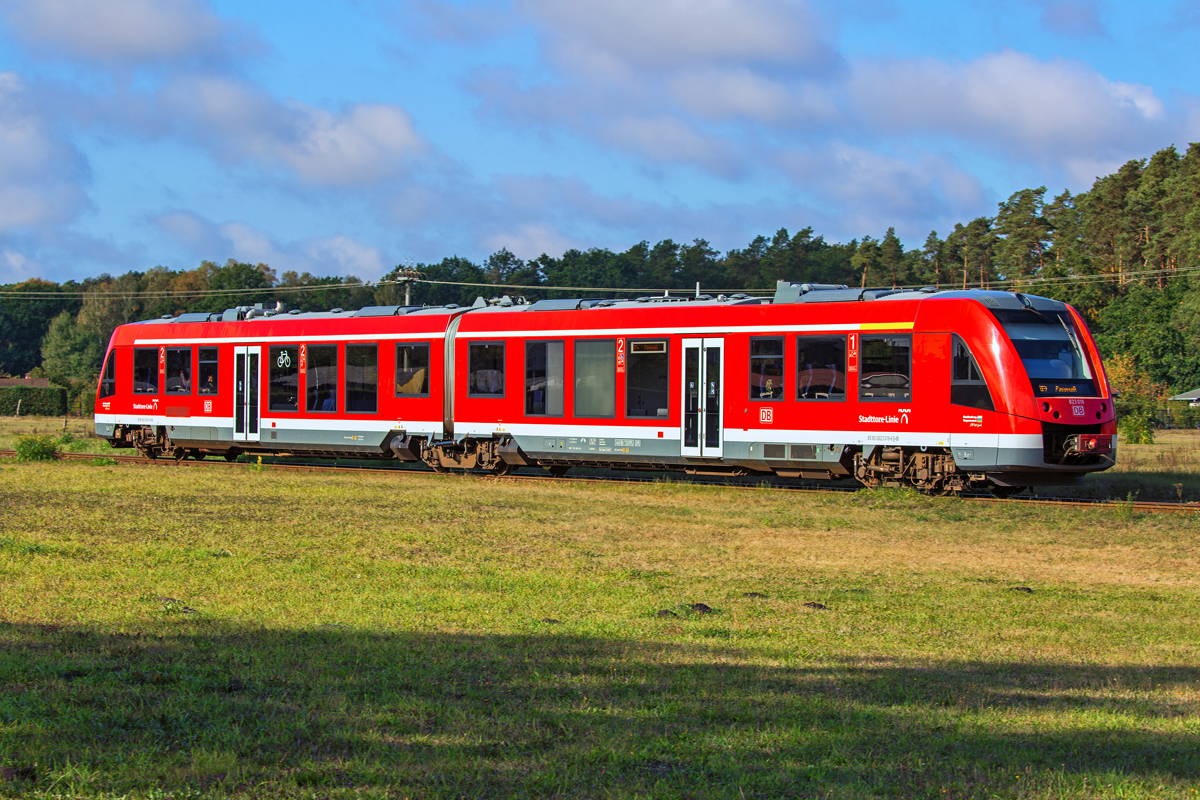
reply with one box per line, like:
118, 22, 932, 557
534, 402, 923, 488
1072, 405, 1085, 416
204, 400, 213, 414
760, 407, 773, 424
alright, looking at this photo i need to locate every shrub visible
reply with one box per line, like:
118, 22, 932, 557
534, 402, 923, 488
15, 434, 60, 462
1118, 412, 1155, 445
0, 385, 68, 416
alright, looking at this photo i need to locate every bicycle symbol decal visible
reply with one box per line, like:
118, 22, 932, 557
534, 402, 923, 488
277, 351, 291, 368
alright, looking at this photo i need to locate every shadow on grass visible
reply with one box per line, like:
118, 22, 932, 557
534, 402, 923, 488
1064, 470, 1200, 502
1, 622, 1197, 798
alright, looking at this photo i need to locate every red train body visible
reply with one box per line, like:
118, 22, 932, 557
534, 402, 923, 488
94, 282, 1116, 493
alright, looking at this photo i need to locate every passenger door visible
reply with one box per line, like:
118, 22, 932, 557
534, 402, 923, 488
681, 337, 724, 458
233, 345, 261, 443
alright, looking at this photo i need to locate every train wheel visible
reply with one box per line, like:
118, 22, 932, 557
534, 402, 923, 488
172, 447, 187, 462
190, 450, 205, 460
223, 450, 239, 462
547, 465, 570, 477
991, 485, 1027, 499
492, 461, 513, 477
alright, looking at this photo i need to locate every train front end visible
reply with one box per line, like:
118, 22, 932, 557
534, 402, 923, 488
982, 294, 1116, 488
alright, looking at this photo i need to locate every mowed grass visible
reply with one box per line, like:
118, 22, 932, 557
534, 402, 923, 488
1, 454, 1199, 799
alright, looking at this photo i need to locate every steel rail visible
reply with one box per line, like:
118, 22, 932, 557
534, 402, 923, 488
3, 448, 1196, 514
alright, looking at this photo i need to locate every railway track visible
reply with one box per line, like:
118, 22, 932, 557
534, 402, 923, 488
3, 448, 1196, 514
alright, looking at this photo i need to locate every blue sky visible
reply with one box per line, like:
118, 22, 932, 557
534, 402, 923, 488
1, 0, 1198, 285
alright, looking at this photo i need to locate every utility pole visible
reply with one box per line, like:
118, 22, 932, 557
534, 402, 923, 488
394, 263, 421, 306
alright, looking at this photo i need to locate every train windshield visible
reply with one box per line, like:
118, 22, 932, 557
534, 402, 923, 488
991, 308, 1097, 397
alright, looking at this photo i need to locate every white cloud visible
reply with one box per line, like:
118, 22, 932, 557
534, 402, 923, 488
667, 68, 802, 123
847, 50, 1166, 159
517, 0, 835, 71
0, 247, 40, 283
598, 116, 747, 177
153, 211, 391, 280
159, 76, 426, 187
778, 145, 986, 238
302, 235, 387, 279
0, 0, 247, 66
482, 222, 581, 261
0, 73, 90, 233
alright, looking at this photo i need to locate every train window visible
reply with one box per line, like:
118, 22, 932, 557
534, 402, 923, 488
859, 336, 912, 401
469, 342, 505, 397
750, 338, 785, 400
133, 348, 158, 394
165, 348, 192, 394
346, 344, 378, 413
575, 339, 616, 417
627, 340, 668, 417
526, 341, 564, 415
99, 351, 116, 398
951, 336, 995, 412
269, 345, 299, 412
306, 345, 338, 412
198, 348, 218, 394
797, 336, 846, 401
396, 343, 430, 397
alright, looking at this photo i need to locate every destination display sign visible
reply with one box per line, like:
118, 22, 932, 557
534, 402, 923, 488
1031, 380, 1096, 397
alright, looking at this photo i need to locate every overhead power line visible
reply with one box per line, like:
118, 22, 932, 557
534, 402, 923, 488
1, 262, 1196, 300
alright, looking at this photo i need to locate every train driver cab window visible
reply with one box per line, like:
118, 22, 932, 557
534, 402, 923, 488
575, 339, 616, 418
165, 348, 192, 394
859, 335, 912, 401
797, 336, 846, 400
469, 342, 505, 397
750, 337, 784, 400
346, 344, 378, 413
951, 335, 995, 411
269, 345, 299, 412
133, 348, 158, 394
198, 348, 218, 394
99, 351, 116, 398
626, 340, 668, 417
396, 343, 430, 397
306, 345, 338, 412
526, 341, 564, 415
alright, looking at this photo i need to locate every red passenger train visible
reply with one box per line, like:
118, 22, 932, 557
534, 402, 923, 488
94, 282, 1116, 494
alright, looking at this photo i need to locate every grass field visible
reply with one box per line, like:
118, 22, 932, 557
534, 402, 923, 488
2, 420, 1199, 798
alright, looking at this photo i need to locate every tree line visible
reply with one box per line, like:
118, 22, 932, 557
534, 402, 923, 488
4, 142, 1200, 410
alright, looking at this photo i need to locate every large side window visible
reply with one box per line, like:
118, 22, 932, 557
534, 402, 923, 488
269, 345, 299, 412
469, 342, 505, 397
951, 335, 995, 411
396, 343, 430, 397
575, 339, 615, 417
133, 348, 158, 394
797, 336, 847, 401
859, 336, 912, 401
626, 340, 668, 417
306, 345, 338, 412
346, 344, 378, 413
99, 351, 116, 398
526, 341, 564, 415
198, 348, 218, 394
750, 337, 784, 400
165, 348, 192, 394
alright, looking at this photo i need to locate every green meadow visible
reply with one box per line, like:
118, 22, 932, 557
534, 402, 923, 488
1, 431, 1199, 798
